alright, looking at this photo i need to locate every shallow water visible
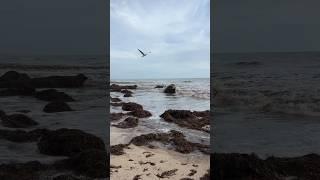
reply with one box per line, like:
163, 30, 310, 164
110, 78, 210, 146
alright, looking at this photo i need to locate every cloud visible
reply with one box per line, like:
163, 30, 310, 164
111, 0, 210, 79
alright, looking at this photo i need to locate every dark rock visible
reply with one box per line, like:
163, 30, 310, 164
111, 113, 126, 121
155, 85, 164, 88
35, 89, 74, 102
128, 109, 152, 118
43, 101, 72, 113
164, 84, 176, 94
67, 149, 108, 178
31, 74, 87, 88
111, 144, 129, 155
122, 102, 143, 111
37, 128, 106, 156
160, 110, 209, 132
124, 93, 132, 97
130, 130, 209, 154
0, 111, 38, 128
111, 97, 121, 102
113, 117, 138, 128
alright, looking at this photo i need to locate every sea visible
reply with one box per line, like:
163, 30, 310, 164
110, 78, 210, 147
213, 52, 320, 157
0, 55, 108, 163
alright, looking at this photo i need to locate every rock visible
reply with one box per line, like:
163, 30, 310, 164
31, 74, 87, 88
35, 89, 74, 102
43, 102, 72, 113
123, 93, 132, 97
130, 130, 209, 154
164, 84, 176, 93
128, 109, 152, 118
0, 87, 35, 96
160, 110, 209, 132
113, 117, 138, 128
37, 128, 106, 156
111, 97, 121, 102
111, 144, 129, 155
67, 149, 108, 178
155, 85, 164, 88
0, 111, 38, 128
122, 102, 143, 111
111, 113, 126, 121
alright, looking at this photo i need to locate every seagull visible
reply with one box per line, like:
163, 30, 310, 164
137, 49, 150, 57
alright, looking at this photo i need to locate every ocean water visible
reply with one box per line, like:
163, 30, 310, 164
110, 78, 210, 147
213, 52, 320, 157
0, 55, 108, 163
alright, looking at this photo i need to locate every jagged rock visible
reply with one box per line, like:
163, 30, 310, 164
164, 84, 176, 94
37, 128, 106, 156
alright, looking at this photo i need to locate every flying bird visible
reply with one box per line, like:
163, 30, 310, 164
137, 49, 150, 57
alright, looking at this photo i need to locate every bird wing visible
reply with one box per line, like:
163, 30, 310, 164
138, 49, 145, 56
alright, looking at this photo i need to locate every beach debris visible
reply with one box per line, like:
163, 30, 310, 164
43, 101, 73, 113
38, 128, 106, 156
0, 110, 38, 128
188, 169, 197, 176
156, 169, 178, 178
35, 89, 74, 102
164, 84, 176, 93
113, 117, 139, 129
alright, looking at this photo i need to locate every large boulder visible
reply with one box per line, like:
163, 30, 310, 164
37, 128, 106, 156
164, 84, 176, 93
43, 102, 72, 113
35, 89, 74, 102
31, 74, 87, 88
0, 111, 38, 128
122, 102, 143, 111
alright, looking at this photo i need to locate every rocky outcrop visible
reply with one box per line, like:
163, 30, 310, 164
160, 110, 209, 132
164, 84, 176, 93
35, 89, 74, 102
37, 128, 106, 156
43, 102, 73, 113
113, 117, 138, 128
0, 110, 38, 128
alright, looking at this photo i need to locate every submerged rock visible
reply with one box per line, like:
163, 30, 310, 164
35, 89, 74, 102
0, 110, 38, 128
43, 101, 72, 113
38, 128, 106, 156
164, 84, 176, 94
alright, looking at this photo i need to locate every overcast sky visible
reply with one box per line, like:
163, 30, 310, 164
110, 0, 210, 79
214, 0, 320, 53
0, 0, 106, 55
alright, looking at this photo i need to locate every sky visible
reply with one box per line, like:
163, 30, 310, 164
0, 0, 106, 55
110, 0, 210, 79
214, 0, 320, 53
